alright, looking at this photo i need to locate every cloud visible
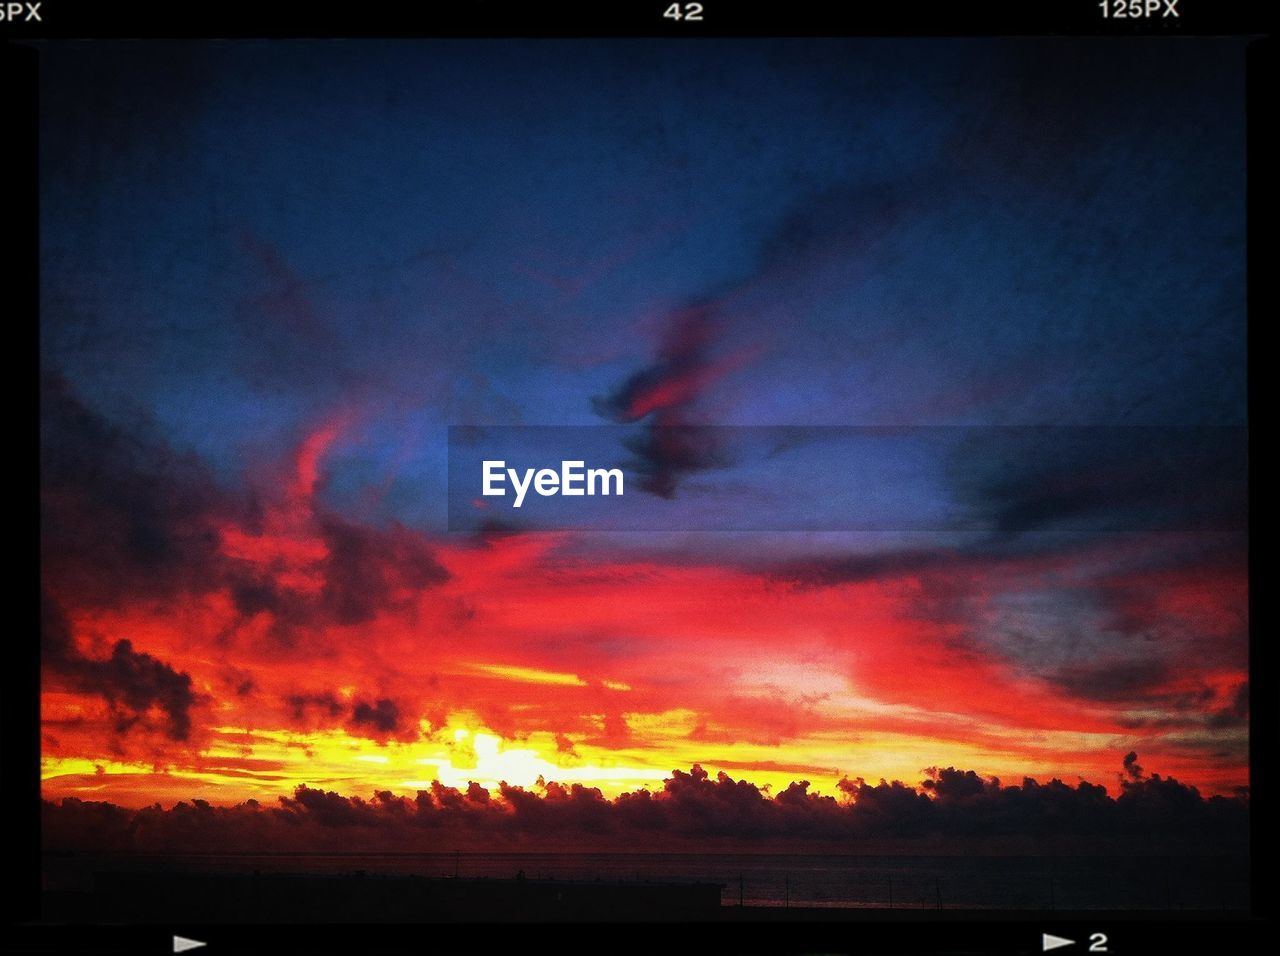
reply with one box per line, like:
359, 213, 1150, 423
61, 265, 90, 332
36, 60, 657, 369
42, 593, 199, 741
1207, 682, 1249, 729
350, 698, 401, 734
42, 374, 451, 628
619, 426, 728, 500
278, 692, 417, 743
768, 547, 969, 588
1122, 751, 1144, 782
316, 514, 449, 626
592, 305, 722, 425
948, 427, 1247, 536
40, 373, 232, 609
285, 692, 345, 724
218, 504, 452, 648
761, 530, 1246, 740
1052, 659, 1172, 703
835, 777, 934, 836
593, 305, 749, 498
42, 754, 1247, 854
41, 377, 453, 743
37, 375, 473, 764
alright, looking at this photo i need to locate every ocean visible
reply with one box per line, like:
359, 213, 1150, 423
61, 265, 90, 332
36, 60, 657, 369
42, 851, 1249, 911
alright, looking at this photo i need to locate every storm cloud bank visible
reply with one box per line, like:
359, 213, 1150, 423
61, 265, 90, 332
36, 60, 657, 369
44, 755, 1247, 854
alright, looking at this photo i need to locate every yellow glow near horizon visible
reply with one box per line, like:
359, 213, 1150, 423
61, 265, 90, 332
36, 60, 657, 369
461, 662, 589, 686
41, 699, 1161, 810
42, 718, 676, 806
42, 756, 152, 778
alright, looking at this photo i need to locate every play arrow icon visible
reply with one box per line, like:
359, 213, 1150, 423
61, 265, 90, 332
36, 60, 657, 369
1042, 934, 1075, 952
173, 937, 207, 953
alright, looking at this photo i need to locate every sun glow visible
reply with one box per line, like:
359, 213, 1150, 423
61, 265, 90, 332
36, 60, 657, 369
40, 716, 675, 807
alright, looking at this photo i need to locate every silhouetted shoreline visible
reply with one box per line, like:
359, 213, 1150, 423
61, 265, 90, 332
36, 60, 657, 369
49, 871, 724, 922
41, 868, 1249, 924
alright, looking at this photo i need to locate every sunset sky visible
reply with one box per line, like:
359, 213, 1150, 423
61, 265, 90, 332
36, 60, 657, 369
39, 38, 1248, 813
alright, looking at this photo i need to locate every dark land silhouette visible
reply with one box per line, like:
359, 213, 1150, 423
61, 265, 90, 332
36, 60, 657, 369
41, 864, 1249, 924
46, 870, 724, 923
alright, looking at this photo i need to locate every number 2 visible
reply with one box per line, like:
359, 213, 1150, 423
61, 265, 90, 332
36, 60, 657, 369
1089, 933, 1109, 953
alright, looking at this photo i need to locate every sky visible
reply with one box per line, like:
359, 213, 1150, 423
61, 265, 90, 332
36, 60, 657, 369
39, 38, 1249, 820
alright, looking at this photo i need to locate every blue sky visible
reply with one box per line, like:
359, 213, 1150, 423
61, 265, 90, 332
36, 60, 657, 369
41, 38, 1246, 534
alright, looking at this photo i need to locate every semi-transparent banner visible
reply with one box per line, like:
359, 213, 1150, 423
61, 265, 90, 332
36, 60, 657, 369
446, 425, 1246, 533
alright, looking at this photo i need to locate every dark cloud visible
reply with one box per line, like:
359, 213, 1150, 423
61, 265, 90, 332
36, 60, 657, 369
768, 547, 968, 588
1114, 759, 1245, 833
282, 692, 415, 743
42, 374, 451, 658
40, 373, 231, 608
278, 784, 381, 828
43, 755, 1246, 855
592, 305, 719, 426
763, 531, 1245, 738
42, 593, 199, 741
285, 692, 345, 723
836, 777, 934, 836
767, 525, 1245, 594
1052, 659, 1171, 703
619, 426, 728, 500
1123, 751, 1144, 781
948, 427, 1247, 536
921, 766, 992, 800
753, 177, 915, 279
1207, 682, 1249, 729
221, 512, 450, 645
316, 514, 449, 626
593, 306, 737, 498
1052, 661, 1246, 737
350, 698, 401, 734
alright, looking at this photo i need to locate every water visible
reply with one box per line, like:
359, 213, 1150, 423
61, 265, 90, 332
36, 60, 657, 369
43, 851, 1249, 910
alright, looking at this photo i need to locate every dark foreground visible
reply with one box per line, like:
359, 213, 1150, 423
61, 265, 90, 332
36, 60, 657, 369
43, 871, 1250, 924
47, 871, 723, 922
